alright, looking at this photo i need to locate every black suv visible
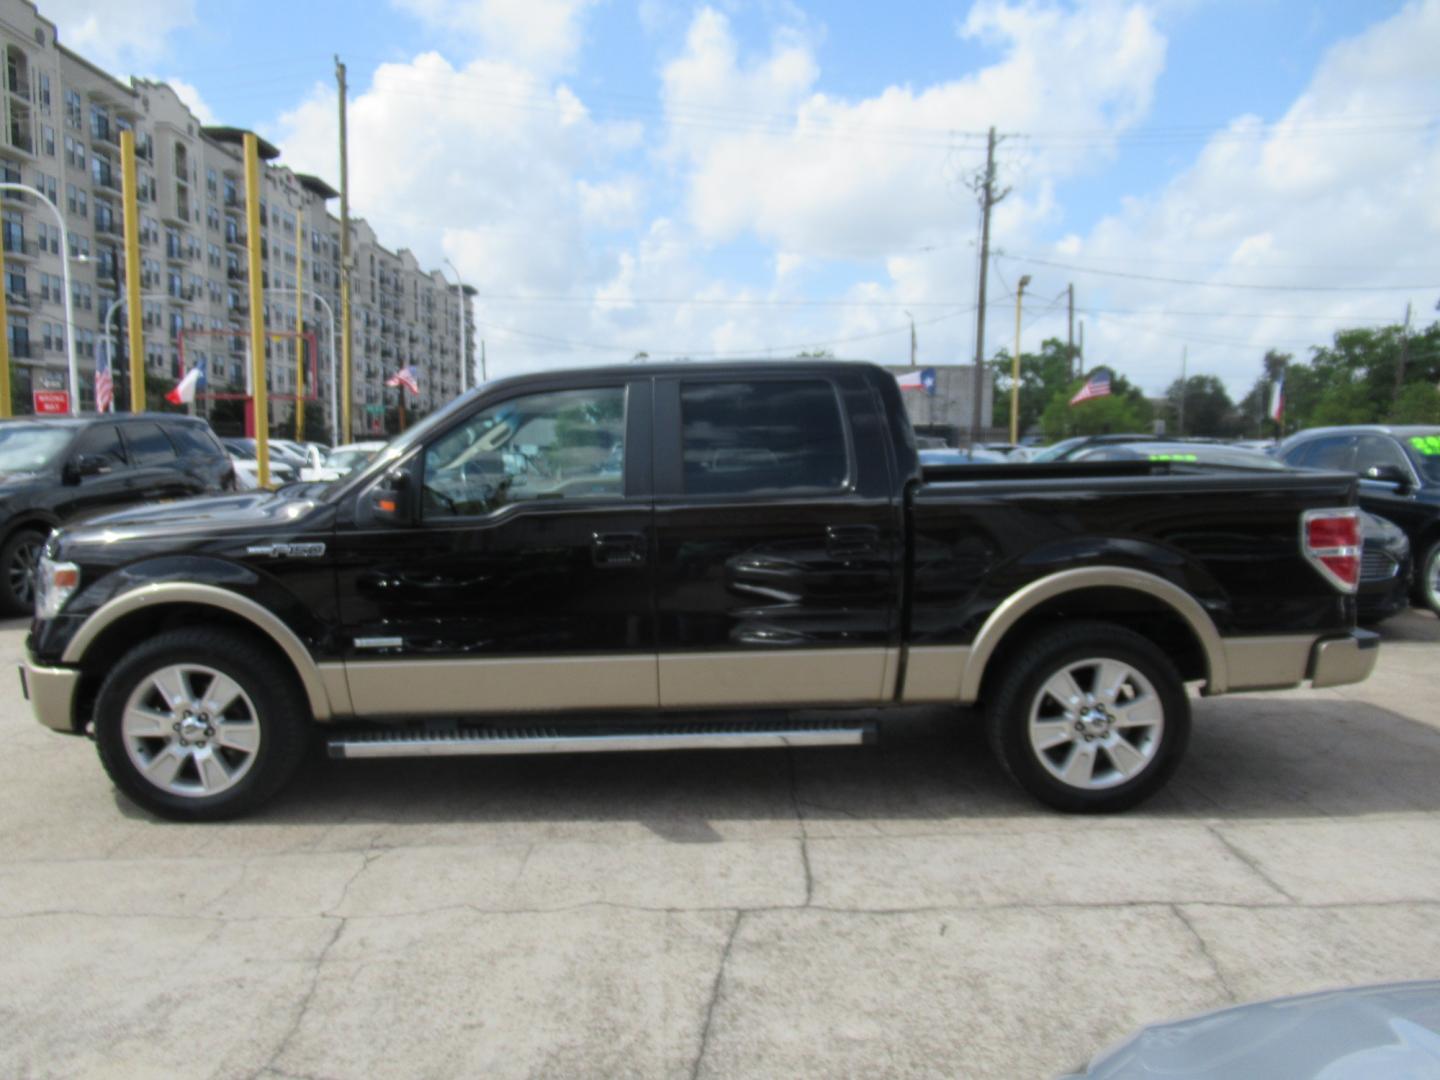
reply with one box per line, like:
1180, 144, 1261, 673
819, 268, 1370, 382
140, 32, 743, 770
1279, 425, 1440, 614
0, 414, 234, 613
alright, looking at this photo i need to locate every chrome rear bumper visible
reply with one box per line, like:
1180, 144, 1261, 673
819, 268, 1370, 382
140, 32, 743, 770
1310, 629, 1381, 689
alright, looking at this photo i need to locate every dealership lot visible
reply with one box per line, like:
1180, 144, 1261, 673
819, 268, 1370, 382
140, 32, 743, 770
1, 612, 1438, 1079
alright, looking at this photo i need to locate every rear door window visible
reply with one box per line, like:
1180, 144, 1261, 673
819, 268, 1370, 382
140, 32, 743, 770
1289, 436, 1355, 472
121, 423, 178, 466
679, 380, 849, 495
70, 424, 129, 470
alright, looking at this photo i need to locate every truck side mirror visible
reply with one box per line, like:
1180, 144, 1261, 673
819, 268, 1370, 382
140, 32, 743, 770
360, 468, 412, 526
1364, 464, 1409, 491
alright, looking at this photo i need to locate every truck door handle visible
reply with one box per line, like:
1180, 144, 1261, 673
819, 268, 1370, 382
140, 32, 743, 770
592, 532, 647, 567
826, 524, 881, 558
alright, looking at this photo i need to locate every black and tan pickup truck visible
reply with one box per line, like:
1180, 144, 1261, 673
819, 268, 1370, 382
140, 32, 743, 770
21, 361, 1377, 819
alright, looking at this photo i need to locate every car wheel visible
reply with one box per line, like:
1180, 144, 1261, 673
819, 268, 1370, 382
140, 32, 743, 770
985, 621, 1191, 813
1420, 540, 1440, 617
93, 627, 310, 821
0, 528, 48, 616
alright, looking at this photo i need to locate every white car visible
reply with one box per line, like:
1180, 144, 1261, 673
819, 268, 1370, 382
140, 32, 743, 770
224, 442, 297, 489
301, 441, 387, 482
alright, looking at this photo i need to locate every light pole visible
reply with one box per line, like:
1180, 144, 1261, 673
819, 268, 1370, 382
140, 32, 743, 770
1010, 274, 1031, 444
101, 291, 171, 412
266, 288, 337, 445
0, 183, 79, 415
443, 257, 466, 391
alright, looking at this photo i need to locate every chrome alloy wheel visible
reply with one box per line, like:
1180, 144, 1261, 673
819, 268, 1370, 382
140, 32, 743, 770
1027, 657, 1165, 791
7, 534, 43, 609
1426, 546, 1440, 612
121, 664, 262, 798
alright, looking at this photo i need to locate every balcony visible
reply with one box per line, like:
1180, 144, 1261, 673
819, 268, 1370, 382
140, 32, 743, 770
91, 170, 121, 194
3, 235, 36, 259
91, 121, 119, 148
94, 219, 123, 238
226, 266, 246, 282
6, 339, 30, 359
5, 288, 29, 310
164, 243, 187, 265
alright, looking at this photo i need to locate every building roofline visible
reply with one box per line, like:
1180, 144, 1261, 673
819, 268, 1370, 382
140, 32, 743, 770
200, 126, 281, 161
295, 173, 340, 200
56, 45, 137, 101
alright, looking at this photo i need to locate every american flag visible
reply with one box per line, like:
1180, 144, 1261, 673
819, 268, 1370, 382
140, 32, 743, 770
95, 340, 114, 413
386, 364, 419, 394
1069, 369, 1111, 406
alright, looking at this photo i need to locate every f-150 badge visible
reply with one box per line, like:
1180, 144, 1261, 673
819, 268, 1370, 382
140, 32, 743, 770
245, 542, 327, 559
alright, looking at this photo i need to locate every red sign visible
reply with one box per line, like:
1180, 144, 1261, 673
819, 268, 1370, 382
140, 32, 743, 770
32, 390, 70, 415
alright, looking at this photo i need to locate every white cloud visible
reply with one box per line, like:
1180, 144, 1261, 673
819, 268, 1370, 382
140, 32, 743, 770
392, 0, 598, 73
43, 0, 195, 71
1047, 0, 1440, 397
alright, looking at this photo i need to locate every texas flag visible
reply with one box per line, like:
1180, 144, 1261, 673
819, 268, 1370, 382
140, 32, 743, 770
1270, 376, 1284, 423
165, 361, 205, 406
895, 367, 937, 395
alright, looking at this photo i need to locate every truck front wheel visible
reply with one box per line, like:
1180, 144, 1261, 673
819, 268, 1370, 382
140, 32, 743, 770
985, 621, 1190, 813
94, 628, 310, 821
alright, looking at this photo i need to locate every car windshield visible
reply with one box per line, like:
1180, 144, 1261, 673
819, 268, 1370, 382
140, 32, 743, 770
1029, 436, 1087, 462
225, 442, 256, 460
1405, 431, 1440, 482
0, 425, 74, 472
325, 448, 378, 475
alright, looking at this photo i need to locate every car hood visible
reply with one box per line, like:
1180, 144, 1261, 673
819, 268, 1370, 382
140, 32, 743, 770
1062, 982, 1440, 1080
58, 491, 323, 544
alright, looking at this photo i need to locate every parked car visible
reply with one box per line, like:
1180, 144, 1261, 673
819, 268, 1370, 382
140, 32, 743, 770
1279, 425, 1440, 614
1070, 440, 1280, 470
299, 441, 386, 482
919, 446, 1011, 465
21, 361, 1376, 820
223, 437, 307, 473
1356, 512, 1413, 625
0, 414, 233, 614
220, 439, 296, 490
1028, 432, 1163, 462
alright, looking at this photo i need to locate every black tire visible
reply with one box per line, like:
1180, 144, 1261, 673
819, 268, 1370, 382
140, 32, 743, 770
0, 527, 47, 616
94, 627, 311, 821
1418, 540, 1440, 617
985, 620, 1190, 813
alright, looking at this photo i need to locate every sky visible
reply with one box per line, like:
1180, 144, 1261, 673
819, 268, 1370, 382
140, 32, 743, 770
42, 0, 1440, 396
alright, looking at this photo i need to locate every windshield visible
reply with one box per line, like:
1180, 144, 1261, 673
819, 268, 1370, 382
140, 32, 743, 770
0, 425, 74, 472
1029, 436, 1087, 462
1404, 431, 1440, 483
322, 386, 485, 502
325, 448, 379, 475
224, 442, 256, 460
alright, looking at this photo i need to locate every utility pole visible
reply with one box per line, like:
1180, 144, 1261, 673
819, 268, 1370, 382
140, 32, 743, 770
336, 56, 352, 444
1010, 275, 1030, 443
1078, 320, 1084, 374
906, 310, 916, 369
968, 126, 1009, 447
480, 338, 487, 383
1395, 301, 1412, 403
1176, 345, 1187, 438
1066, 283, 1075, 377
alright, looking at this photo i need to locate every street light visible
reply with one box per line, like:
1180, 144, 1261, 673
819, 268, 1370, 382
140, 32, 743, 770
1010, 274, 1031, 444
443, 257, 466, 391
0, 183, 79, 415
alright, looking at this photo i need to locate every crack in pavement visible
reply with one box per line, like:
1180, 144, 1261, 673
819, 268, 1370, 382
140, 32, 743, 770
786, 751, 814, 906
691, 910, 743, 1080
1206, 825, 1301, 904
1170, 903, 1238, 1002
249, 917, 348, 1080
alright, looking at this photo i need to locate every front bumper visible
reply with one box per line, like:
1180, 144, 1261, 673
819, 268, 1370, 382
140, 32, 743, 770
1309, 629, 1381, 689
18, 655, 81, 734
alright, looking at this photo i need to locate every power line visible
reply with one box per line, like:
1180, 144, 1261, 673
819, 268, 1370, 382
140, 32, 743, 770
998, 253, 1440, 293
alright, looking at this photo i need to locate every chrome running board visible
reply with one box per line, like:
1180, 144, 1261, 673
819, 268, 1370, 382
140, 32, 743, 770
328, 719, 877, 759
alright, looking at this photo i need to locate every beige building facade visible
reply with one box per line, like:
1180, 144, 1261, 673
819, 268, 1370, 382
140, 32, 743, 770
0, 0, 474, 437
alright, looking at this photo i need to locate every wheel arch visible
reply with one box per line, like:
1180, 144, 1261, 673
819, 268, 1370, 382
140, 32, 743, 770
63, 584, 336, 725
961, 567, 1227, 706
2, 511, 61, 547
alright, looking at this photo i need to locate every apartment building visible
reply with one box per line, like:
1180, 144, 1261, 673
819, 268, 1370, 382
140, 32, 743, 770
0, 0, 474, 437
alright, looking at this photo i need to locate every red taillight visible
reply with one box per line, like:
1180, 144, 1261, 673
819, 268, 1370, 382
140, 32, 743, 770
1302, 509, 1361, 593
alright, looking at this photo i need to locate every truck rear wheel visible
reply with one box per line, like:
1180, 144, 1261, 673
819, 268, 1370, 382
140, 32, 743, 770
985, 621, 1190, 813
94, 627, 310, 821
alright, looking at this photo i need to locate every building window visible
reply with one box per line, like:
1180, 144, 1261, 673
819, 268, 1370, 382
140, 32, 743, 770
38, 73, 50, 112
64, 89, 81, 129
40, 124, 54, 156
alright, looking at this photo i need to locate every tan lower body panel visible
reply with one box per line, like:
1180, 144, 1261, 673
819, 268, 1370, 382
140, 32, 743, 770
899, 645, 971, 703
1223, 634, 1319, 691
343, 655, 659, 717
658, 648, 890, 708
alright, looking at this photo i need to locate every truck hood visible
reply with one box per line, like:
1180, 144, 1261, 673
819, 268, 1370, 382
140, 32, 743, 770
59, 491, 323, 544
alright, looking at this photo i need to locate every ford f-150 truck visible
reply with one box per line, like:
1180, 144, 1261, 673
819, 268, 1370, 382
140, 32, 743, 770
20, 361, 1378, 819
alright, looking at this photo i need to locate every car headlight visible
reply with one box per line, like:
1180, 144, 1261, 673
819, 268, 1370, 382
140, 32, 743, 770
34, 556, 80, 620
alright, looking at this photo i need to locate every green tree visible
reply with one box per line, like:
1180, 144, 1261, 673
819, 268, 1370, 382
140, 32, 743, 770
1390, 382, 1440, 424
990, 337, 1079, 436
1165, 374, 1238, 438
1039, 369, 1152, 439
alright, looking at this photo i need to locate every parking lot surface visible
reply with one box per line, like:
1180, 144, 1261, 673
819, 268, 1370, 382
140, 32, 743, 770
2, 611, 1438, 1079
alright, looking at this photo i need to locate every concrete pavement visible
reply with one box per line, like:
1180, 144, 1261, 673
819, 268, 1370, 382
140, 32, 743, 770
1, 611, 1438, 1078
